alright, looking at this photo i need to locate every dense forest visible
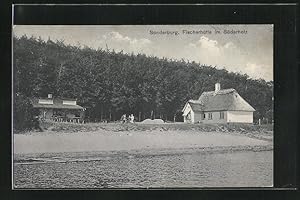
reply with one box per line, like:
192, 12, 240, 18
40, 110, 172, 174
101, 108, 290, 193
13, 35, 273, 129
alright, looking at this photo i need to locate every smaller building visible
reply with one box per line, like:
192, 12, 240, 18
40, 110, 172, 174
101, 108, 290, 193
182, 83, 255, 124
32, 94, 85, 123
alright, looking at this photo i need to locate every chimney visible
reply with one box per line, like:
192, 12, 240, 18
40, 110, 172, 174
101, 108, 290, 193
48, 94, 53, 99
215, 83, 221, 93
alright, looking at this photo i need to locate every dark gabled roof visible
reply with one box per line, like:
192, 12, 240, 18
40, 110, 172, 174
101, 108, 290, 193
198, 88, 255, 112
188, 100, 204, 112
31, 98, 84, 110
183, 88, 255, 112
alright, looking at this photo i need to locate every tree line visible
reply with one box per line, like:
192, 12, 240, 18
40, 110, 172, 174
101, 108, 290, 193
13, 35, 273, 130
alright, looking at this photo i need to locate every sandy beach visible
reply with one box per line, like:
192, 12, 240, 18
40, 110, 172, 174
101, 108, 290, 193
14, 128, 273, 154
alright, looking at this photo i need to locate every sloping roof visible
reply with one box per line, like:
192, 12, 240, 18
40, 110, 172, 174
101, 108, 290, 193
31, 98, 84, 110
188, 100, 204, 112
183, 88, 255, 112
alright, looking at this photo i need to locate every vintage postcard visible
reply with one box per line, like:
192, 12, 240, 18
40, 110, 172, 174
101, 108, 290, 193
12, 24, 273, 188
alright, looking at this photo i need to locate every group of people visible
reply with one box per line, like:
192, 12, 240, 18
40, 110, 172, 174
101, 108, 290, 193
121, 114, 135, 123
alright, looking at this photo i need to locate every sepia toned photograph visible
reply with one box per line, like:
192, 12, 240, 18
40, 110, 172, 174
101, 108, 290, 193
12, 24, 273, 188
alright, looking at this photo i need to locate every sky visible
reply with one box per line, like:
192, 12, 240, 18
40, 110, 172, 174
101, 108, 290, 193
13, 25, 273, 81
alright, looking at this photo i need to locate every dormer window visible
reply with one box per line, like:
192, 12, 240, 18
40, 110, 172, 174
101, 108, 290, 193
38, 99, 53, 104
63, 100, 77, 105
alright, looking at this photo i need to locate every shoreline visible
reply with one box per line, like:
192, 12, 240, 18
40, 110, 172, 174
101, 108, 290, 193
14, 144, 273, 165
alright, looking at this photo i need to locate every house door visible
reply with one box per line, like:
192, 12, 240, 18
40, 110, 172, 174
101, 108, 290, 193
201, 113, 205, 121
185, 111, 192, 123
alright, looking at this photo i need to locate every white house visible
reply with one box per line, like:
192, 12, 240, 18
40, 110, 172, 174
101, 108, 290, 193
182, 83, 255, 124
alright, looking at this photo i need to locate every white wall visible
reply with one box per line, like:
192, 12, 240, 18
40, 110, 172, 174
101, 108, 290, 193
183, 103, 191, 123
227, 111, 253, 123
184, 110, 254, 124
202, 111, 227, 124
183, 103, 191, 116
193, 111, 202, 123
191, 110, 195, 123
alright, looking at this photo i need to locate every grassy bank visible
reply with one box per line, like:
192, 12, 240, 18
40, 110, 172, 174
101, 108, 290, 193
32, 121, 273, 134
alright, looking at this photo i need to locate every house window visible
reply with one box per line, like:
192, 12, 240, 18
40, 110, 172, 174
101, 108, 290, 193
63, 100, 77, 105
201, 113, 205, 120
208, 113, 212, 120
220, 112, 224, 119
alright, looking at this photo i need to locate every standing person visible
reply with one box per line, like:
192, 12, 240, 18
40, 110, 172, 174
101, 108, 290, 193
128, 114, 131, 123
130, 114, 134, 123
121, 114, 126, 123
33, 115, 43, 132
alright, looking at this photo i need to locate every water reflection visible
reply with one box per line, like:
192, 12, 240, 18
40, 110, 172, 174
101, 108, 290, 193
14, 151, 273, 188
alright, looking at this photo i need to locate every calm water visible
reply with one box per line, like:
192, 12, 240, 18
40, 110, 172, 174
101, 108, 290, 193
14, 150, 273, 188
